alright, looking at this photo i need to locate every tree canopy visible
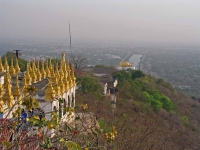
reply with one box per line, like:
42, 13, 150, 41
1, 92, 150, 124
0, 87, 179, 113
76, 73, 103, 98
112, 69, 173, 112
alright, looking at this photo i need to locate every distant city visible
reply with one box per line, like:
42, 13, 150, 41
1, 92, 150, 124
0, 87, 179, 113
1, 40, 200, 98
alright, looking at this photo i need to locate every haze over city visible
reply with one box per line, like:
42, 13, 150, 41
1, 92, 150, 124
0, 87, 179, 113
0, 0, 200, 45
2, 1, 200, 149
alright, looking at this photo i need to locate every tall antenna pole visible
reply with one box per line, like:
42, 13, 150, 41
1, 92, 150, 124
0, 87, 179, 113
69, 22, 72, 51
13, 49, 21, 59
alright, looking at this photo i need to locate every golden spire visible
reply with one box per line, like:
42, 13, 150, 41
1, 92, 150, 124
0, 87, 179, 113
0, 96, 4, 113
67, 70, 72, 88
49, 58, 52, 71
54, 77, 60, 96
22, 74, 28, 95
71, 66, 76, 86
59, 67, 64, 81
50, 65, 56, 83
31, 60, 37, 82
36, 60, 41, 81
23, 74, 27, 88
66, 58, 70, 71
15, 57, 20, 73
13, 75, 22, 103
4, 56, 9, 71
55, 62, 60, 79
61, 52, 66, 66
0, 79, 4, 96
59, 59, 64, 81
32, 59, 37, 72
0, 57, 4, 72
28, 61, 33, 75
2, 72, 14, 108
0, 66, 5, 112
45, 60, 50, 77
63, 71, 69, 91
4, 71, 11, 88
25, 63, 32, 84
41, 60, 46, 79
9, 57, 16, 76
63, 62, 67, 72
58, 75, 64, 94
45, 79, 55, 100
50, 64, 54, 77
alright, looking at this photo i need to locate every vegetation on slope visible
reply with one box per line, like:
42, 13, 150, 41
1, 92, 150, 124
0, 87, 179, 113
76, 68, 200, 150
113, 69, 173, 111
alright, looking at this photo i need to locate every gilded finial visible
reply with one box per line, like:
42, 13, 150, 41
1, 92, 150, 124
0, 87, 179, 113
23, 74, 27, 90
0, 57, 4, 72
54, 77, 60, 96
71, 66, 76, 86
50, 65, 56, 83
62, 52, 66, 64
2, 73, 14, 108
37, 60, 41, 81
32, 59, 37, 72
45, 79, 55, 100
41, 60, 46, 79
4, 56, 9, 71
9, 57, 16, 76
67, 70, 72, 88
15, 57, 20, 73
49, 58, 52, 70
45, 60, 50, 77
4, 71, 11, 88
63, 71, 69, 91
31, 60, 37, 82
13, 75, 22, 103
55, 62, 60, 79
25, 63, 32, 84
58, 75, 64, 94
0, 97, 4, 113
0, 79, 4, 96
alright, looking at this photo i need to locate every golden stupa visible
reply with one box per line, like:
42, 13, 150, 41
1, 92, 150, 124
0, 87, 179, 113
118, 61, 132, 67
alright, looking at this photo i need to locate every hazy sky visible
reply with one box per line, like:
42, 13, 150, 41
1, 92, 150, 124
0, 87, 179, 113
0, 0, 200, 45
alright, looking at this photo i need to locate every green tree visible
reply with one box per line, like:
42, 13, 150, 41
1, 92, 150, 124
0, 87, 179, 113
151, 99, 163, 111
160, 96, 173, 111
112, 70, 131, 82
76, 74, 103, 98
131, 70, 145, 80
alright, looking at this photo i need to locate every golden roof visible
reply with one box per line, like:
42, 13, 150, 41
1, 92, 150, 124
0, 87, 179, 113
118, 61, 132, 67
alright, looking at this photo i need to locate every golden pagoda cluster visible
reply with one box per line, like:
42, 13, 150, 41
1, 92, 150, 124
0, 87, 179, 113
0, 52, 76, 113
23, 52, 76, 100
0, 56, 21, 112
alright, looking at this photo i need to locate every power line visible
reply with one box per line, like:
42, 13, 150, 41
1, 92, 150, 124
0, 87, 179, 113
54, 37, 70, 50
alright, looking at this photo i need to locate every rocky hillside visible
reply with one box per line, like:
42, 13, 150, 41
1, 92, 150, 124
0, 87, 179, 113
76, 68, 200, 150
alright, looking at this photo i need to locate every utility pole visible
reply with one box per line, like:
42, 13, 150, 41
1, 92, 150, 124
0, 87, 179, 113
13, 49, 21, 59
